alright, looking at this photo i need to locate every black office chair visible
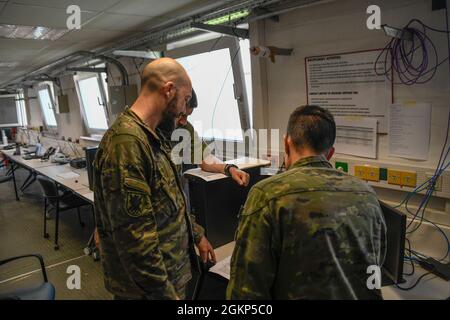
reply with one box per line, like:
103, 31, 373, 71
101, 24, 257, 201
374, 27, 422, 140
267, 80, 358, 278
36, 175, 93, 250
0, 254, 55, 300
0, 162, 19, 201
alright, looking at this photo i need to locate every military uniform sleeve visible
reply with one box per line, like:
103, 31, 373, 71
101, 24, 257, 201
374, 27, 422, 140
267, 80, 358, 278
189, 214, 205, 244
99, 135, 178, 299
226, 187, 278, 299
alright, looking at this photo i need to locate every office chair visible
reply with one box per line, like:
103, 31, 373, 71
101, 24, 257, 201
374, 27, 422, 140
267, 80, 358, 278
36, 175, 93, 250
0, 254, 55, 300
0, 162, 19, 201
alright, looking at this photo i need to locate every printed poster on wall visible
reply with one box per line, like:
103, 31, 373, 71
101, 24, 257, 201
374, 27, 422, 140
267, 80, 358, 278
305, 50, 392, 133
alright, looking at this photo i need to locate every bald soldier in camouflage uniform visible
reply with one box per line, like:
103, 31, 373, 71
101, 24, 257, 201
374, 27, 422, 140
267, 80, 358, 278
93, 58, 215, 300
227, 105, 386, 300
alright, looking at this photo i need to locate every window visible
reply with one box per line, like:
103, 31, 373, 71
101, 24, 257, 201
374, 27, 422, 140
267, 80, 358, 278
37, 85, 57, 127
75, 74, 108, 132
177, 47, 243, 141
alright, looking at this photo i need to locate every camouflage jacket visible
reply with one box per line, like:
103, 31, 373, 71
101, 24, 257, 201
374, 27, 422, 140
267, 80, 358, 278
159, 121, 208, 175
227, 155, 386, 300
93, 108, 204, 300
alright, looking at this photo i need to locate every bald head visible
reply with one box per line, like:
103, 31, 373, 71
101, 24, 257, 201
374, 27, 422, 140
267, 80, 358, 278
141, 57, 191, 93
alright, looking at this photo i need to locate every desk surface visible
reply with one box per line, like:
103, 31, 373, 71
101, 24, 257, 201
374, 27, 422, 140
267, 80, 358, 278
2, 149, 94, 204
1, 149, 57, 170
211, 240, 450, 300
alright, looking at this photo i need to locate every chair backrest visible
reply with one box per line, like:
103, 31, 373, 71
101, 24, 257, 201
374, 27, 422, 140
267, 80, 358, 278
36, 175, 58, 200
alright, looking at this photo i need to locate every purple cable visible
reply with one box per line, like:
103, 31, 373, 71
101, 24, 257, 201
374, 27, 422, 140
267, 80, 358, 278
375, 18, 450, 85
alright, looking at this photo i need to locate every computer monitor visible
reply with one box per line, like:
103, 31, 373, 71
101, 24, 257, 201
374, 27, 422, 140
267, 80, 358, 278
85, 147, 98, 191
380, 201, 406, 286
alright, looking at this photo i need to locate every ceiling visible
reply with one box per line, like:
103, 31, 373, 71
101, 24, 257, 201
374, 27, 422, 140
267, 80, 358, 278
0, 0, 213, 87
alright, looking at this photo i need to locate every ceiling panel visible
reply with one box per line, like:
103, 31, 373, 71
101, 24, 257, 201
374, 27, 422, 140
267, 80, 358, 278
107, 0, 194, 17
0, 38, 51, 49
0, 3, 98, 28
11, 0, 122, 12
59, 28, 129, 42
0, 0, 213, 87
83, 13, 152, 31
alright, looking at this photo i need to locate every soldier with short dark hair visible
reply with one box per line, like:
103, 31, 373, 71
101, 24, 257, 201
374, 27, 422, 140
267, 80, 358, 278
93, 58, 215, 300
227, 105, 386, 300
160, 88, 250, 186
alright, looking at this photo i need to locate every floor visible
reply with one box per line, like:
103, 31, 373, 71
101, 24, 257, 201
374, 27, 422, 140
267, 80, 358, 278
0, 166, 112, 300
0, 165, 223, 300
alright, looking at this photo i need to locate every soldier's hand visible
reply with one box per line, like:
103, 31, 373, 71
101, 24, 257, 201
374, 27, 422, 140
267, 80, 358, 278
196, 236, 216, 264
230, 167, 250, 187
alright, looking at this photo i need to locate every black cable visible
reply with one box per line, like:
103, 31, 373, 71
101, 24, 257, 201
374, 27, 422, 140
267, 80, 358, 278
209, 34, 224, 52
395, 272, 434, 291
403, 238, 416, 276
210, 45, 242, 148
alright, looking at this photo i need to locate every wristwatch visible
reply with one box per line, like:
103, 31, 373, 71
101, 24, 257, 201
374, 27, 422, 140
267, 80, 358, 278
224, 164, 238, 177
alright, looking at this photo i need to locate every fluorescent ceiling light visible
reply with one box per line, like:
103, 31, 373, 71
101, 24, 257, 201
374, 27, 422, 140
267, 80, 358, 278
166, 32, 222, 51
0, 24, 68, 41
205, 10, 250, 25
112, 50, 162, 59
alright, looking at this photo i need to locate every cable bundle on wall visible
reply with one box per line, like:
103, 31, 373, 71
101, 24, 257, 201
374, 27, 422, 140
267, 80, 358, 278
375, 18, 450, 85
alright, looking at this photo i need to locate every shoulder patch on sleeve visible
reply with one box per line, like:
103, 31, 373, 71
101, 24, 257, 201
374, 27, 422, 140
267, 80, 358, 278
124, 177, 152, 218
126, 192, 152, 218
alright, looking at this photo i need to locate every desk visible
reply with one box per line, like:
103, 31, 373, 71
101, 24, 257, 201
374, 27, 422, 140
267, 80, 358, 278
1, 148, 93, 204
35, 164, 89, 192
1, 148, 97, 257
185, 158, 270, 248
208, 236, 450, 300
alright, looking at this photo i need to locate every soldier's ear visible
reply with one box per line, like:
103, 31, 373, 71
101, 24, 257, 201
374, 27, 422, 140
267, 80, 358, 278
284, 135, 290, 156
326, 147, 335, 160
161, 82, 175, 99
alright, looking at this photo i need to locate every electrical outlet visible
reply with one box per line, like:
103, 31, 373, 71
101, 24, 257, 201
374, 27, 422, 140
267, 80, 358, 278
425, 172, 443, 191
388, 169, 402, 186
365, 166, 380, 182
401, 171, 417, 188
354, 166, 367, 180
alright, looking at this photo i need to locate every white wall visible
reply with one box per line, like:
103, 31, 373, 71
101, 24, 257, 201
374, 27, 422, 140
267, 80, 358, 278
249, 0, 450, 223
252, 0, 449, 165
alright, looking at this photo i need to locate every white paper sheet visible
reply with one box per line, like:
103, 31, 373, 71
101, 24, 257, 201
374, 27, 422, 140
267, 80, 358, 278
389, 103, 431, 161
183, 157, 270, 182
306, 50, 392, 133
334, 117, 378, 159
209, 256, 231, 280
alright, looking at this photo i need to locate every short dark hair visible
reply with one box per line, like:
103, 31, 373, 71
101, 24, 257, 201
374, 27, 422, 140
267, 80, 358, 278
188, 88, 198, 109
286, 105, 336, 153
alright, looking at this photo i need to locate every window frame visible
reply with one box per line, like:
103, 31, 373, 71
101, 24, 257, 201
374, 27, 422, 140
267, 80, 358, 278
0, 94, 21, 128
16, 90, 28, 127
74, 72, 109, 135
37, 83, 58, 131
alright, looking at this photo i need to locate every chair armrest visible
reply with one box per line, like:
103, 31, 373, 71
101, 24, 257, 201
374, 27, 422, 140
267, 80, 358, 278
0, 254, 48, 282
